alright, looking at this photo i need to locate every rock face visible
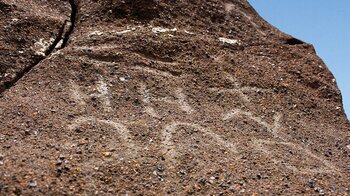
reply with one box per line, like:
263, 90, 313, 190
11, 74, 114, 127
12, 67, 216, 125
0, 0, 349, 195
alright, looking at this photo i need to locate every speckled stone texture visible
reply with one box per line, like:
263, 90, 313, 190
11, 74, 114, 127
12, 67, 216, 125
0, 0, 349, 195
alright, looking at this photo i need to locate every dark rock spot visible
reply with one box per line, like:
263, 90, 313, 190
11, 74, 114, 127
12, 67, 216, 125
285, 37, 304, 45
0, 2, 15, 13
210, 12, 226, 23
108, 0, 162, 22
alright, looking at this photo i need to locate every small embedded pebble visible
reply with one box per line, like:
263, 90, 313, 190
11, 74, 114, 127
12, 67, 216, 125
229, 186, 235, 193
102, 152, 112, 157
59, 154, 65, 160
208, 176, 216, 184
28, 180, 37, 188
307, 179, 316, 188
157, 164, 164, 172
179, 170, 186, 175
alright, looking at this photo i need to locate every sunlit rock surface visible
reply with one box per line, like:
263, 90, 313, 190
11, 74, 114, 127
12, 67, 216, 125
0, 0, 349, 194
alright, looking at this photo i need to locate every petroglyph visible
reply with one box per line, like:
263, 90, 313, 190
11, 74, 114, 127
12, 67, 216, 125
210, 72, 271, 104
132, 66, 177, 78
139, 83, 160, 118
65, 54, 118, 67
173, 88, 194, 114
65, 49, 339, 177
223, 109, 282, 138
161, 122, 237, 166
132, 51, 177, 65
70, 80, 88, 106
209, 87, 251, 104
221, 107, 338, 175
252, 139, 339, 174
139, 83, 194, 115
96, 76, 112, 111
69, 76, 112, 111
68, 116, 139, 155
70, 46, 125, 64
68, 77, 340, 176
71, 45, 178, 67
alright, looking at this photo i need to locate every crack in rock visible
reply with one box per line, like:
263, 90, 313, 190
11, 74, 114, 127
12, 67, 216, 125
0, 0, 78, 95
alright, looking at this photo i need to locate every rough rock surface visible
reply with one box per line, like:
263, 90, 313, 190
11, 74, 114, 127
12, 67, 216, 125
0, 0, 349, 195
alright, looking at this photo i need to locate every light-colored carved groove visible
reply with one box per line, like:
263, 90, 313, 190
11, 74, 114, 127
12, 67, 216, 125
139, 83, 161, 118
209, 88, 251, 103
140, 83, 195, 116
174, 88, 194, 114
69, 76, 112, 111
252, 139, 339, 174
69, 79, 88, 105
132, 51, 176, 64
68, 116, 139, 155
161, 122, 237, 168
132, 66, 179, 78
95, 76, 112, 112
72, 44, 174, 65
209, 72, 271, 104
223, 109, 282, 138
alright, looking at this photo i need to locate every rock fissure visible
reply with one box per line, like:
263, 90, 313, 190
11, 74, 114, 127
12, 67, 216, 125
0, 0, 78, 95
60, 0, 78, 48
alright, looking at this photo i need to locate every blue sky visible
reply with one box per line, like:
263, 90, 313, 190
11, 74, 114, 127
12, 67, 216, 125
248, 0, 350, 119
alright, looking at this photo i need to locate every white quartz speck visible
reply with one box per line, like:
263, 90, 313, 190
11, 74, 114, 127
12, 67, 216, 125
219, 37, 239, 45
